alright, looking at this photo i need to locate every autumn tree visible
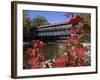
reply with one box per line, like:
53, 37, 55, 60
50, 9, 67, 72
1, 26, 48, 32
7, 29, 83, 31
23, 10, 32, 41
31, 16, 49, 28
75, 13, 91, 43
23, 10, 31, 31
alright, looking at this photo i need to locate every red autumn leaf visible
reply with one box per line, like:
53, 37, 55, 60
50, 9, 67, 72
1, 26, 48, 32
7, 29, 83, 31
82, 47, 89, 52
51, 54, 66, 68
70, 34, 79, 46
36, 53, 46, 62
25, 48, 33, 56
32, 40, 46, 48
65, 53, 76, 66
27, 57, 44, 68
75, 47, 88, 60
67, 16, 83, 26
70, 29, 77, 34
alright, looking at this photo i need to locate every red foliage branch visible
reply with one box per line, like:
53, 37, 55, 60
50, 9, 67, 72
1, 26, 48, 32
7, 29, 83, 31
50, 25, 89, 67
25, 40, 47, 69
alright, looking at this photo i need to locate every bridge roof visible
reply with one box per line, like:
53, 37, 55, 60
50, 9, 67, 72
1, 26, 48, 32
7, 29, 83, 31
37, 22, 69, 29
32, 15, 83, 29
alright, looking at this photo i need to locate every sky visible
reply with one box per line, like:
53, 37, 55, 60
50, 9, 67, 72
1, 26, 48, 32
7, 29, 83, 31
24, 10, 75, 24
